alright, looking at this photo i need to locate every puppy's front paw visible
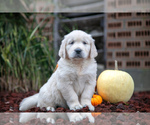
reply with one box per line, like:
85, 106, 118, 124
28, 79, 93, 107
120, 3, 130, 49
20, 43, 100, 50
82, 104, 95, 111
46, 118, 55, 124
81, 99, 95, 111
80, 113, 95, 123
69, 113, 83, 123
89, 105, 95, 111
46, 107, 55, 112
70, 104, 83, 111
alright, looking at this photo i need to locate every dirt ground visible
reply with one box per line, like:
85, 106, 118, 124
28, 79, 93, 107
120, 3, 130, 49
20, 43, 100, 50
0, 91, 150, 112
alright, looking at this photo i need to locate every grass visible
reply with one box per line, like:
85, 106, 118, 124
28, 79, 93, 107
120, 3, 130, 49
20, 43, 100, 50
0, 13, 55, 92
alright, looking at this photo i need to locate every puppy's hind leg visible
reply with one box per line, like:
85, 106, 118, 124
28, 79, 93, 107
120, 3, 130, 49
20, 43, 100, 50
37, 103, 56, 112
37, 85, 56, 112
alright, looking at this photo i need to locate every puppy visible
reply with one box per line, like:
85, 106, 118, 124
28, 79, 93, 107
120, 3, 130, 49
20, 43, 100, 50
19, 113, 95, 123
19, 30, 98, 111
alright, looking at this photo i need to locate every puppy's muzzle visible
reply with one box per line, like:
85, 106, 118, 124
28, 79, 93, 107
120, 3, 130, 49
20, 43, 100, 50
74, 48, 82, 58
75, 48, 82, 54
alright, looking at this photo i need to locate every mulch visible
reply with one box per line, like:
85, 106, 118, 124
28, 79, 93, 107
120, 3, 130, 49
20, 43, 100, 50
0, 91, 150, 112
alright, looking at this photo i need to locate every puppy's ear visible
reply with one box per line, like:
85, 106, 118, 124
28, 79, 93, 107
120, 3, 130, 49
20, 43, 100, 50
59, 38, 67, 58
89, 35, 98, 58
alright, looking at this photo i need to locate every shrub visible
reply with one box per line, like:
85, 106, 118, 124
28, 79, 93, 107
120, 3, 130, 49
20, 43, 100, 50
0, 13, 55, 92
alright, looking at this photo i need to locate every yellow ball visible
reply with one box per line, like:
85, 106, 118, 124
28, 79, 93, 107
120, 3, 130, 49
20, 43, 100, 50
97, 70, 134, 103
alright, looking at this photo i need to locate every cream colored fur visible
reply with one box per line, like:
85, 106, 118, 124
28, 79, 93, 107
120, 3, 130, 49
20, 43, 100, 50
19, 30, 98, 112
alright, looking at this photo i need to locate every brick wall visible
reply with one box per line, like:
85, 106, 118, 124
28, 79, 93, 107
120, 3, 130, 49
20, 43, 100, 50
106, 13, 150, 69
106, 0, 150, 12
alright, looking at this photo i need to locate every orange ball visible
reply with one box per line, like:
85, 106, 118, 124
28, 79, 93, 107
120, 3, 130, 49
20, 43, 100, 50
91, 94, 103, 106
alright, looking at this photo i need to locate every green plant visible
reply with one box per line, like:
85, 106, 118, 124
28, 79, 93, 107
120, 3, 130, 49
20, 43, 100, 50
0, 13, 55, 92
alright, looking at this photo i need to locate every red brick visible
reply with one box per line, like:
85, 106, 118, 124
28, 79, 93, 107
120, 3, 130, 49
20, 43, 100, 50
115, 51, 130, 58
144, 61, 150, 68
126, 41, 141, 48
145, 20, 150, 26
136, 13, 150, 17
107, 42, 122, 48
127, 20, 142, 27
117, 31, 131, 38
134, 51, 149, 58
107, 52, 113, 58
107, 13, 117, 19
145, 40, 150, 47
107, 61, 122, 68
135, 30, 150, 37
126, 61, 141, 68
107, 32, 116, 39
107, 22, 123, 29
117, 13, 132, 19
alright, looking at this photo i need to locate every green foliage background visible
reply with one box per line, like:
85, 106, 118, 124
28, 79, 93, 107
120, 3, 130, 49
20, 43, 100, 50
0, 13, 55, 92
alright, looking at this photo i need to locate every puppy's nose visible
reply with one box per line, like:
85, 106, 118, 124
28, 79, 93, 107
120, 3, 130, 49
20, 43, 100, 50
75, 48, 82, 54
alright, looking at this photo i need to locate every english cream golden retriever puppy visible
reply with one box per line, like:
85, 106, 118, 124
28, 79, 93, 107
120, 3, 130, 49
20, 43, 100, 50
19, 30, 97, 112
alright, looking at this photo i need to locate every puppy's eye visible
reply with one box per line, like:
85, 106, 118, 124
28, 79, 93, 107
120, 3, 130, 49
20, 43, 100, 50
70, 41, 74, 45
83, 41, 87, 45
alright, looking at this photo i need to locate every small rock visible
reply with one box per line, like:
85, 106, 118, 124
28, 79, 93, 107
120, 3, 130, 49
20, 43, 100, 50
129, 104, 134, 108
56, 107, 65, 112
117, 103, 125, 110
5, 101, 10, 104
110, 105, 116, 111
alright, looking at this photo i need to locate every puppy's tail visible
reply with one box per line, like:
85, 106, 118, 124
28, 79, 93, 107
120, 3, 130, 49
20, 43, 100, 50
19, 93, 39, 111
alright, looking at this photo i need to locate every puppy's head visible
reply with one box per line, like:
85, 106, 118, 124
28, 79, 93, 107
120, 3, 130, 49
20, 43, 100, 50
59, 30, 98, 59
